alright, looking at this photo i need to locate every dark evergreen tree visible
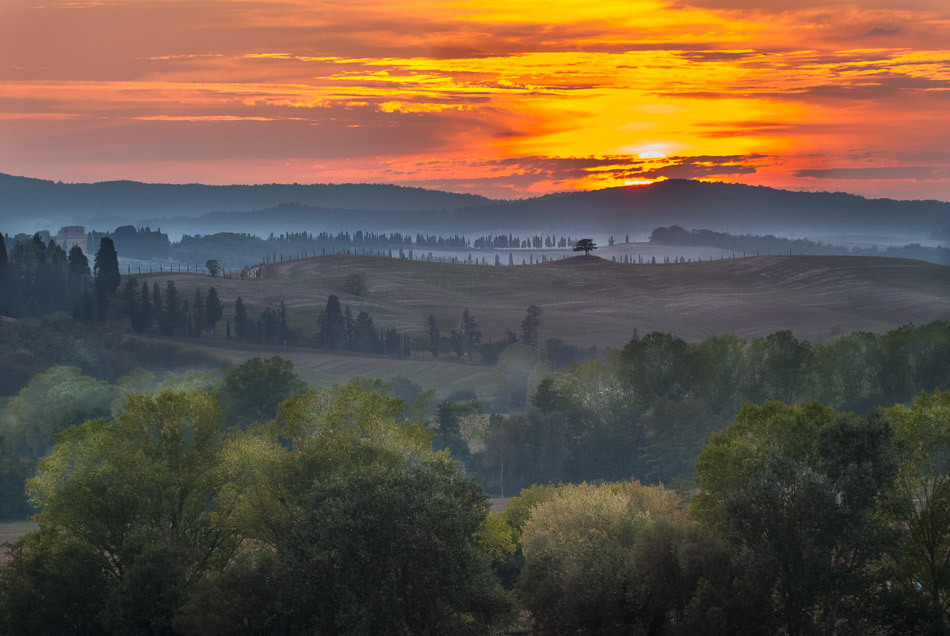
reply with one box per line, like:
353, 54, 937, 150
67, 246, 89, 277
204, 286, 223, 333
453, 308, 481, 361
120, 277, 141, 332
521, 305, 542, 346
152, 283, 164, 334
317, 294, 345, 349
139, 282, 153, 332
384, 327, 400, 356
234, 297, 249, 342
353, 310, 378, 353
93, 237, 120, 321
192, 288, 205, 337
162, 281, 180, 336
278, 301, 289, 344
428, 314, 440, 358
343, 307, 355, 350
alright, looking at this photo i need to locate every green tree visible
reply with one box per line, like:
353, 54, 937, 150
693, 401, 898, 635
517, 481, 708, 635
217, 356, 308, 428
205, 259, 221, 277
196, 384, 511, 635
22, 390, 238, 634
0, 366, 116, 462
885, 391, 950, 629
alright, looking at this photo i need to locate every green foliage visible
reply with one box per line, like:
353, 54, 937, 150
217, 356, 307, 428
0, 365, 116, 461
474, 322, 950, 492
693, 401, 898, 634
884, 391, 950, 629
0, 528, 107, 635
491, 344, 547, 410
517, 481, 713, 635
433, 399, 481, 463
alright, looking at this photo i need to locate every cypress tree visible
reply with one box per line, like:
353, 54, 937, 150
93, 237, 120, 321
140, 282, 153, 332
192, 288, 204, 337
67, 245, 89, 277
152, 283, 164, 334
120, 277, 141, 331
318, 294, 345, 349
205, 286, 223, 333
163, 281, 180, 336
428, 314, 440, 359
234, 297, 248, 341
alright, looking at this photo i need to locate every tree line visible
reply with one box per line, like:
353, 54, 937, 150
469, 321, 950, 493
0, 232, 122, 322
650, 224, 950, 265
2, 366, 950, 633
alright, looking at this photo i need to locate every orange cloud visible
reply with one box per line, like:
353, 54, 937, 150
0, 0, 947, 200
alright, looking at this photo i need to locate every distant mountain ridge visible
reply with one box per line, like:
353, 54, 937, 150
2, 173, 949, 240
0, 173, 492, 234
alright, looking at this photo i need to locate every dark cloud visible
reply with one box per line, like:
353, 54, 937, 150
793, 166, 947, 180
864, 25, 901, 36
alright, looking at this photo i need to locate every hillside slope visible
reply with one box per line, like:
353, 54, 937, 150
146, 253, 950, 348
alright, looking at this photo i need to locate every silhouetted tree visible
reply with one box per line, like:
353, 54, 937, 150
162, 281, 181, 336
234, 297, 249, 342
67, 246, 89, 277
451, 308, 481, 361
573, 238, 597, 256
521, 305, 542, 346
152, 283, 164, 334
93, 237, 120, 320
428, 314, 440, 358
205, 259, 221, 277
192, 288, 205, 337
317, 294, 345, 349
204, 287, 223, 333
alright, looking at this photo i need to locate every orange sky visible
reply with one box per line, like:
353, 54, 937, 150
1, 0, 949, 200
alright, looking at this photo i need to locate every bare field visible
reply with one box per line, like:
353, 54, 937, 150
142, 253, 950, 350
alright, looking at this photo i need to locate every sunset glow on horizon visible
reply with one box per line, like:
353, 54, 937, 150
1, 0, 949, 200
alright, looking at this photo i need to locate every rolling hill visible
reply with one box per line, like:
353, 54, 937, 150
139, 253, 950, 390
